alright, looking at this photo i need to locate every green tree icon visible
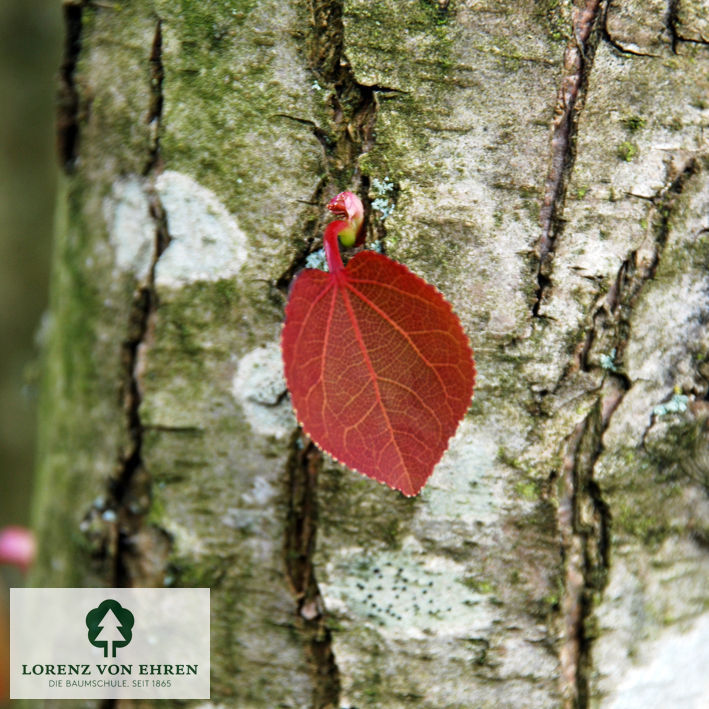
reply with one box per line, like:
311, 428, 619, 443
86, 599, 134, 658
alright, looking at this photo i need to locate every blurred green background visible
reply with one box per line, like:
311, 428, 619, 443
0, 1, 61, 533
1, 0, 60, 700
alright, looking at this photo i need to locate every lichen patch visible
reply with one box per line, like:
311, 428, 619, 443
421, 422, 499, 524
103, 176, 155, 281
155, 170, 248, 288
231, 342, 295, 439
320, 543, 501, 641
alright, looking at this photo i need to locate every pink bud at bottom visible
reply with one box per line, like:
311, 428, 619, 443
0, 526, 36, 573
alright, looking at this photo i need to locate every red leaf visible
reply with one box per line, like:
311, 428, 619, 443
282, 249, 475, 496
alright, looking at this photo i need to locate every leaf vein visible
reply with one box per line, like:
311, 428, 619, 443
346, 282, 457, 418
340, 286, 412, 489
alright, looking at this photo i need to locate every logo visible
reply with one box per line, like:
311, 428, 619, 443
85, 599, 135, 658
11, 587, 210, 699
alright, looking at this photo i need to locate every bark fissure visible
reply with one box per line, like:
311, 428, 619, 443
573, 159, 699, 381
278, 3, 390, 703
144, 18, 164, 176
662, 1, 709, 50
307, 0, 377, 194
666, 0, 680, 53
57, 1, 84, 171
557, 157, 699, 708
676, 34, 709, 46
276, 0, 378, 293
602, 31, 657, 57
558, 383, 618, 709
534, 0, 605, 315
274, 112, 334, 154
284, 433, 340, 709
106, 18, 171, 589
621, 159, 698, 300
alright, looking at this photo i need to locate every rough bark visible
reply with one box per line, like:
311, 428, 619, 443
34, 0, 709, 707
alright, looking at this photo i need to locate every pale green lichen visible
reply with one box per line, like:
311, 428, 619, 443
305, 248, 327, 271
600, 348, 618, 372
156, 0, 324, 280
371, 176, 395, 194
371, 197, 395, 219
370, 175, 397, 221
653, 393, 689, 417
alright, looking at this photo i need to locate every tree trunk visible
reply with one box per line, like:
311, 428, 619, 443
34, 0, 709, 707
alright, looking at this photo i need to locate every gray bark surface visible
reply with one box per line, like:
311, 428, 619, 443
35, 1, 709, 707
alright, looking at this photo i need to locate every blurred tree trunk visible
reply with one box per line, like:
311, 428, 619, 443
33, 1, 709, 707
0, 0, 59, 528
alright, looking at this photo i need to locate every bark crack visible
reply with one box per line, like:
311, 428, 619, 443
284, 433, 340, 709
144, 18, 164, 176
105, 18, 171, 589
557, 157, 700, 707
676, 34, 709, 46
558, 384, 617, 709
579, 157, 699, 375
275, 0, 378, 293
57, 1, 84, 171
278, 2, 389, 704
534, 0, 606, 316
666, 0, 680, 53
273, 112, 334, 155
